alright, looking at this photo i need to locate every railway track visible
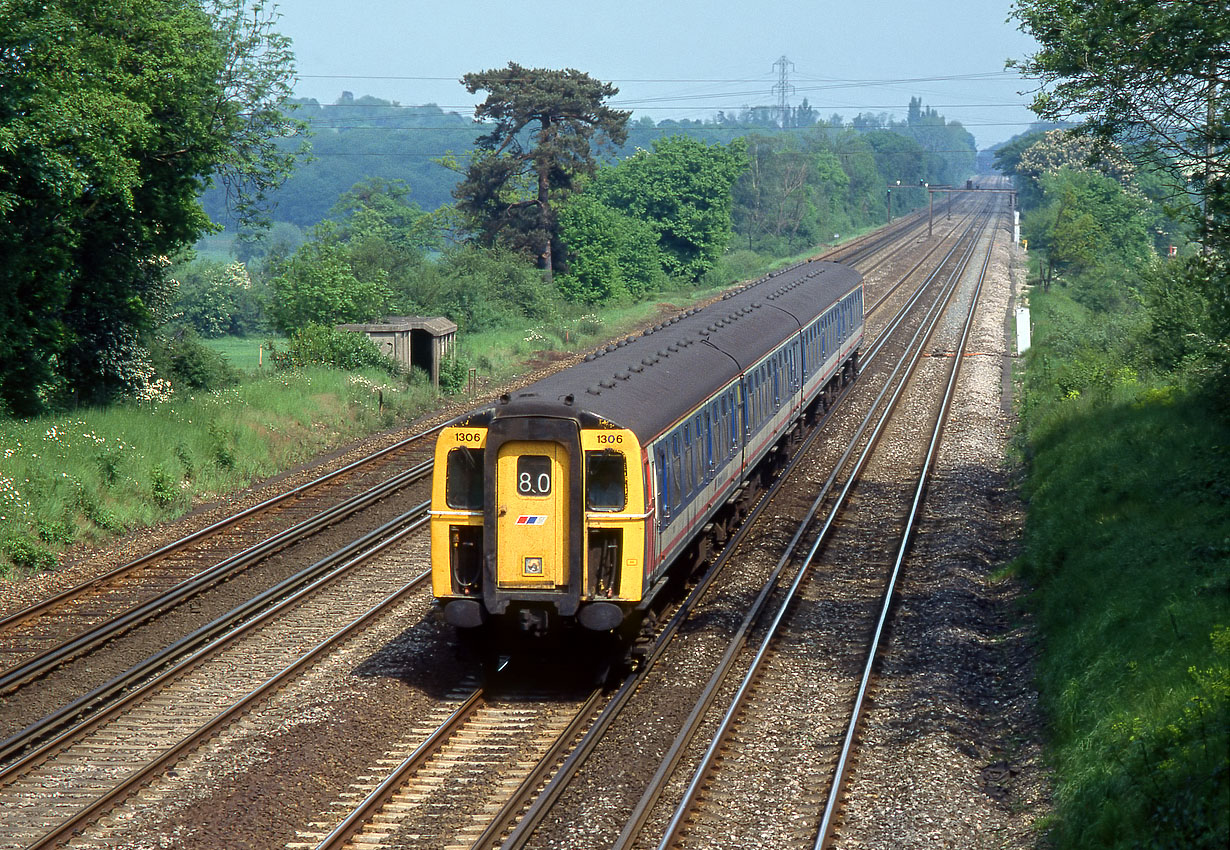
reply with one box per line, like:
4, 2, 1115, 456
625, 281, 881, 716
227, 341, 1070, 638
0, 430, 441, 764
0, 506, 432, 849
0, 194, 1017, 848
500, 195, 1007, 848
641, 209, 1000, 850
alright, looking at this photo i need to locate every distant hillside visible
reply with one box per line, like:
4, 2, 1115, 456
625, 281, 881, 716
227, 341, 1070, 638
201, 93, 977, 236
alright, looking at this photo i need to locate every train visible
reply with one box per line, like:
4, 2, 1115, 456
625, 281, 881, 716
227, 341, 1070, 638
429, 259, 864, 648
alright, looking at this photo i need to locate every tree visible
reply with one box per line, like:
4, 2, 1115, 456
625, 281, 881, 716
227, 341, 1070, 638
329, 177, 441, 299
997, 128, 1138, 213
591, 136, 748, 282
0, 0, 301, 414
268, 223, 391, 334
171, 260, 260, 337
207, 0, 306, 232
454, 64, 630, 278
1012, 0, 1230, 247
733, 135, 815, 251
732, 134, 852, 252
557, 194, 664, 304
1024, 168, 1152, 290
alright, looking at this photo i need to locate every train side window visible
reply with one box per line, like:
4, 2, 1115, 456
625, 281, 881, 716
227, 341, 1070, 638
747, 371, 757, 425
702, 410, 713, 474
671, 434, 685, 508
695, 414, 705, 481
730, 390, 740, 450
682, 425, 693, 495
751, 372, 759, 427
721, 397, 730, 459
740, 383, 750, 438
445, 447, 484, 509
586, 450, 626, 511
657, 446, 670, 526
698, 413, 708, 482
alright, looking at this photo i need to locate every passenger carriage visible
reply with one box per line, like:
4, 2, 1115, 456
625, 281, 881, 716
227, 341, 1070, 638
429, 260, 863, 642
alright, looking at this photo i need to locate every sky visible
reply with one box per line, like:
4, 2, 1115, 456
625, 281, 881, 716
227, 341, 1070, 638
276, 0, 1042, 150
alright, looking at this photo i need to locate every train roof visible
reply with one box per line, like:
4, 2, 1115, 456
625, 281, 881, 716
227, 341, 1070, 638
454, 260, 862, 442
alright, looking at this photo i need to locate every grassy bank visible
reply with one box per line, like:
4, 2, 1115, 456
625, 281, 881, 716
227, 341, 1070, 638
1017, 288, 1229, 848
0, 368, 436, 576
200, 335, 285, 372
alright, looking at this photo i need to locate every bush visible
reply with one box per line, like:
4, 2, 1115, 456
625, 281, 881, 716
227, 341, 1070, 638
170, 259, 263, 338
37, 519, 74, 546
267, 323, 402, 375
151, 330, 239, 391
438, 356, 470, 394
715, 249, 773, 283
4, 535, 57, 572
150, 463, 178, 507
1138, 255, 1230, 396
557, 194, 666, 304
394, 245, 560, 334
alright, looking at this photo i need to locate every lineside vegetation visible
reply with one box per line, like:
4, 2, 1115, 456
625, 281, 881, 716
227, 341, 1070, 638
1007, 0, 1229, 843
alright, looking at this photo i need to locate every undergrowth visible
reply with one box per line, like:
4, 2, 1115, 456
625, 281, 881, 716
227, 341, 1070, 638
1017, 286, 1229, 849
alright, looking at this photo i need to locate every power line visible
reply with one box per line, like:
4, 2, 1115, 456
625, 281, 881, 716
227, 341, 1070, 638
294, 103, 1030, 117
295, 70, 1027, 84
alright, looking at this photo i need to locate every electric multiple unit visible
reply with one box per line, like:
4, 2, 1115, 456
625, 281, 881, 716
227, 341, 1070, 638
430, 260, 863, 641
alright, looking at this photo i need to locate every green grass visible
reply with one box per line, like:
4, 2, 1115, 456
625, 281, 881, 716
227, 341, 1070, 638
1017, 291, 1229, 849
201, 335, 286, 372
0, 368, 438, 575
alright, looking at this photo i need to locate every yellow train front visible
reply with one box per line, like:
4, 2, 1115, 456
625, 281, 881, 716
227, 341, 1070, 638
430, 259, 864, 648
430, 403, 648, 639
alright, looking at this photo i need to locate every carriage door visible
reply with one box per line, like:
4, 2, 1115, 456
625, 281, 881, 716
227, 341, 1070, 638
496, 441, 569, 588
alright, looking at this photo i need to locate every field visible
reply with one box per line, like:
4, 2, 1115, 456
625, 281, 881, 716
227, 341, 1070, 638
201, 336, 285, 373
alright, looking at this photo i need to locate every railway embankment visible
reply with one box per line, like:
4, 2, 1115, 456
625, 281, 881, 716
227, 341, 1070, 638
1013, 283, 1229, 848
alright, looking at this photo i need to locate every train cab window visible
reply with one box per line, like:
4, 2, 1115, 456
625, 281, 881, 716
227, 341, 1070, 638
446, 447, 484, 509
586, 450, 626, 511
